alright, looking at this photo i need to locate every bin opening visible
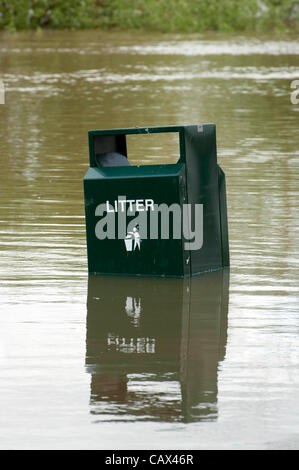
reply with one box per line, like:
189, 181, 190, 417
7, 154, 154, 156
94, 134, 130, 168
93, 131, 180, 168
96, 152, 131, 167
126, 132, 180, 166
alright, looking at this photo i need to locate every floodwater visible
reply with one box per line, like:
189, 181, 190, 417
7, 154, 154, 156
0, 30, 298, 450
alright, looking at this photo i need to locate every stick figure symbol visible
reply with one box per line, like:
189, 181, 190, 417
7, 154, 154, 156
124, 225, 141, 251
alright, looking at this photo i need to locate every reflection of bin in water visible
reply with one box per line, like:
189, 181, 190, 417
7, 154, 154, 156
83, 125, 229, 277
85, 269, 229, 422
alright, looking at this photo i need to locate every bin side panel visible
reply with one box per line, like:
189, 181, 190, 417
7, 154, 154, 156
184, 125, 223, 273
218, 167, 230, 267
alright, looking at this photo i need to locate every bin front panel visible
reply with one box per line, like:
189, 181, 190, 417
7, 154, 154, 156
84, 166, 188, 277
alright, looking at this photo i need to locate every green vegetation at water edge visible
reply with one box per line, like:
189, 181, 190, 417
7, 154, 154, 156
0, 0, 298, 32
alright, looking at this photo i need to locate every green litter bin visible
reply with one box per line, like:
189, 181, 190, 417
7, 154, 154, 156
83, 124, 229, 277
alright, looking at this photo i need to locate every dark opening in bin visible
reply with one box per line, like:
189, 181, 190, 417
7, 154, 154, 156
93, 131, 180, 167
94, 134, 130, 168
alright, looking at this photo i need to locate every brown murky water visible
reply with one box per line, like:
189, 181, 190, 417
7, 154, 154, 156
0, 30, 298, 449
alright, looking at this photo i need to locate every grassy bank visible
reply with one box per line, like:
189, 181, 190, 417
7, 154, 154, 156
0, 0, 298, 33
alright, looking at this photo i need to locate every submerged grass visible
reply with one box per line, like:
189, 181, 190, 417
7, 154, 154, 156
0, 0, 298, 33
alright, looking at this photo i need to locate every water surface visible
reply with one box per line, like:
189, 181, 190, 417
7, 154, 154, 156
0, 30, 298, 449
